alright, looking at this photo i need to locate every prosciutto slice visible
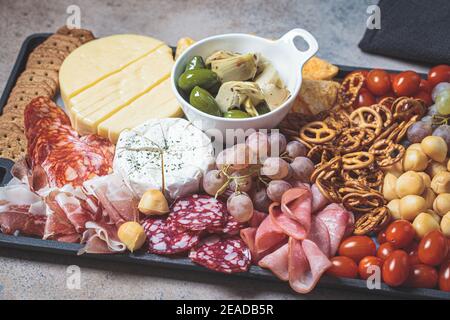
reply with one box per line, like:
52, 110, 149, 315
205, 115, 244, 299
288, 238, 332, 294
78, 221, 126, 255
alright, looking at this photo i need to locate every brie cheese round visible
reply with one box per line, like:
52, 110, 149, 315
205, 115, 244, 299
114, 118, 215, 200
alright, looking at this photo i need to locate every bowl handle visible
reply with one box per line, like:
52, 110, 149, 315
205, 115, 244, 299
277, 28, 319, 66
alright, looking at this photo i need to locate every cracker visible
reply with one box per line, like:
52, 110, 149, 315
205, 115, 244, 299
302, 56, 339, 81
0, 120, 23, 134
29, 45, 67, 60
56, 25, 95, 44
291, 79, 340, 115
11, 83, 53, 98
41, 35, 78, 54
0, 111, 25, 129
16, 73, 57, 96
48, 34, 83, 47
0, 129, 27, 161
2, 100, 28, 114
26, 55, 62, 71
6, 92, 35, 106
23, 68, 59, 86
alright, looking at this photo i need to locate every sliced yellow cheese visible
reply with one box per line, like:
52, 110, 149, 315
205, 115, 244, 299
71, 46, 174, 135
60, 34, 164, 103
97, 79, 183, 143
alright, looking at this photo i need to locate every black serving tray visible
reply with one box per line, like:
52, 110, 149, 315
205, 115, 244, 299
0, 33, 448, 300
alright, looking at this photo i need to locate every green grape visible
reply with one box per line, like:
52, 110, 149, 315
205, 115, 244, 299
436, 90, 450, 115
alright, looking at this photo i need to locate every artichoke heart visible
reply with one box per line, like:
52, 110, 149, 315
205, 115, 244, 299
205, 50, 239, 65
211, 53, 258, 82
255, 64, 290, 109
215, 81, 264, 113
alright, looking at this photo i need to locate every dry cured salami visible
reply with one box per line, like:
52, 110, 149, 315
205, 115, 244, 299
80, 134, 115, 166
168, 194, 226, 232
189, 236, 252, 273
143, 217, 201, 255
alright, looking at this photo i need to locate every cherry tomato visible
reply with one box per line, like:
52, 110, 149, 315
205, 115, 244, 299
439, 260, 450, 292
367, 69, 391, 96
418, 230, 449, 266
428, 65, 450, 88
392, 71, 421, 96
359, 256, 383, 280
419, 79, 432, 93
357, 88, 376, 107
377, 229, 387, 244
326, 256, 359, 279
405, 264, 438, 288
389, 73, 397, 84
413, 90, 433, 107
385, 220, 416, 249
377, 242, 395, 260
382, 250, 410, 287
405, 242, 421, 266
338, 236, 377, 263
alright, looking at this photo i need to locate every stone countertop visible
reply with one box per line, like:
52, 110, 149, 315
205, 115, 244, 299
0, 0, 428, 300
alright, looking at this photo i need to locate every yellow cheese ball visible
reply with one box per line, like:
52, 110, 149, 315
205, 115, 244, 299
426, 161, 447, 178
383, 173, 398, 201
117, 221, 146, 253
433, 193, 450, 216
382, 161, 404, 178
421, 136, 448, 163
431, 171, 450, 194
441, 212, 450, 237
138, 189, 169, 215
425, 209, 442, 223
395, 171, 425, 198
399, 195, 427, 221
417, 172, 431, 188
387, 199, 401, 220
403, 149, 429, 172
421, 187, 436, 209
412, 212, 441, 239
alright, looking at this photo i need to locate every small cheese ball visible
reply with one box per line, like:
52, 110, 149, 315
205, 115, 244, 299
407, 143, 424, 153
412, 212, 441, 239
138, 189, 169, 215
400, 195, 427, 221
383, 173, 398, 201
425, 209, 442, 223
440, 212, 450, 237
433, 193, 450, 216
421, 136, 448, 163
426, 161, 447, 178
395, 171, 425, 198
431, 171, 450, 194
117, 221, 146, 253
387, 199, 401, 220
382, 161, 404, 178
403, 149, 429, 172
417, 172, 431, 188
421, 187, 436, 209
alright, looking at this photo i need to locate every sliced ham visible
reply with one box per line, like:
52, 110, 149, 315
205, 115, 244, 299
311, 183, 329, 213
259, 243, 290, 281
307, 216, 331, 257
240, 227, 258, 262
255, 214, 287, 254
288, 238, 332, 294
248, 210, 267, 228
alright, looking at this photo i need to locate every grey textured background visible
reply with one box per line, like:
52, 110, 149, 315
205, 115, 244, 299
0, 0, 427, 300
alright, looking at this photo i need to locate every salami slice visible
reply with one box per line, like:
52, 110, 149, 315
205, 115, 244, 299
80, 134, 115, 166
208, 212, 245, 235
168, 194, 226, 232
143, 217, 201, 255
189, 236, 252, 273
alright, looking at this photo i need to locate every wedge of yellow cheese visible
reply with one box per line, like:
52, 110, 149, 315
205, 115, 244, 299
60, 34, 164, 102
97, 78, 183, 143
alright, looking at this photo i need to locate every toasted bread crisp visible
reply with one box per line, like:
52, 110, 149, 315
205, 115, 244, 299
302, 56, 339, 81
291, 79, 340, 115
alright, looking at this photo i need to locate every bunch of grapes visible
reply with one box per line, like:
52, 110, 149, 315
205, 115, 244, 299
202, 131, 313, 223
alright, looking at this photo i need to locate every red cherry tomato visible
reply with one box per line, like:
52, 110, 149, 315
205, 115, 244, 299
377, 229, 387, 244
428, 64, 450, 88
385, 220, 416, 249
359, 256, 383, 280
392, 71, 421, 96
326, 256, 359, 279
338, 236, 377, 263
382, 250, 410, 287
377, 242, 395, 260
413, 90, 433, 107
419, 79, 432, 93
389, 73, 397, 84
367, 69, 391, 96
439, 260, 450, 292
405, 242, 421, 266
357, 88, 376, 107
405, 264, 438, 288
418, 230, 449, 266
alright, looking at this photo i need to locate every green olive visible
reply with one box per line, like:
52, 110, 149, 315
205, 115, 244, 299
256, 103, 271, 115
223, 110, 250, 118
178, 69, 220, 93
189, 86, 222, 117
185, 56, 206, 71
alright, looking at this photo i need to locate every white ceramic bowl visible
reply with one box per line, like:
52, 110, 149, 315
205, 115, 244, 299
171, 29, 318, 135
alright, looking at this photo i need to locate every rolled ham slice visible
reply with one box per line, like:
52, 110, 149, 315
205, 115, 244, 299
288, 238, 332, 294
255, 214, 287, 254
259, 243, 290, 281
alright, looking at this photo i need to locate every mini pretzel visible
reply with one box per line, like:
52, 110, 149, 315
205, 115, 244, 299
335, 128, 364, 153
354, 206, 391, 235
342, 192, 385, 214
342, 152, 374, 170
349, 107, 383, 136
378, 97, 395, 110
369, 139, 405, 167
307, 145, 337, 165
392, 97, 426, 121
310, 156, 342, 182
316, 170, 342, 202
375, 122, 399, 142
360, 128, 377, 146
300, 121, 336, 144
325, 110, 351, 131
395, 115, 419, 143
371, 104, 393, 128
338, 72, 365, 108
